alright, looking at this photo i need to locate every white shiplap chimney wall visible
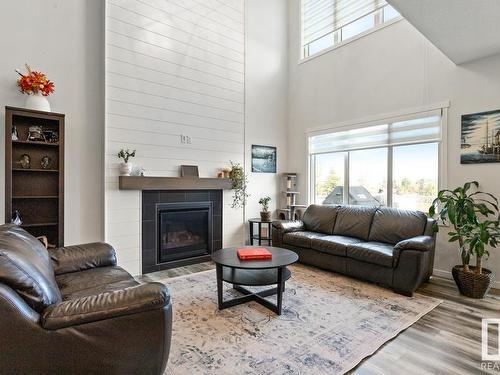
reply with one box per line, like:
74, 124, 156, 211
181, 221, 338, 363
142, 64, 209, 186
105, 0, 245, 274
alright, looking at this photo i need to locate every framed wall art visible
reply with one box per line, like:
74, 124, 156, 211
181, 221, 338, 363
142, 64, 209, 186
461, 109, 500, 164
251, 145, 277, 173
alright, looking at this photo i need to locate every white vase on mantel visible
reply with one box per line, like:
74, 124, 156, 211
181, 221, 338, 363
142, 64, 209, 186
119, 162, 132, 176
24, 93, 51, 112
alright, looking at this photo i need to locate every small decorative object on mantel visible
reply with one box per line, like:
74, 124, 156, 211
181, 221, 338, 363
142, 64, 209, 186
130, 166, 145, 176
40, 155, 52, 169
11, 210, 22, 226
229, 161, 249, 208
429, 181, 499, 298
258, 196, 271, 221
17, 153, 31, 169
217, 167, 232, 179
181, 165, 199, 178
251, 145, 277, 173
16, 63, 55, 112
117, 148, 136, 176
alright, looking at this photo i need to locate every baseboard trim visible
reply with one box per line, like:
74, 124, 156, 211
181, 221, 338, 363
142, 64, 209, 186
433, 267, 500, 291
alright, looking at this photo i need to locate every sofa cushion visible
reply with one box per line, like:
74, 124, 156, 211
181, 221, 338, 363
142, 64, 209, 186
369, 207, 427, 244
283, 231, 327, 248
302, 205, 339, 234
333, 205, 378, 240
346, 241, 395, 267
56, 266, 137, 300
0, 224, 62, 311
311, 235, 363, 256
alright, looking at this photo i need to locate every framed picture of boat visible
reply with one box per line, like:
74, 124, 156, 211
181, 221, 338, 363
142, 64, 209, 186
461, 109, 500, 164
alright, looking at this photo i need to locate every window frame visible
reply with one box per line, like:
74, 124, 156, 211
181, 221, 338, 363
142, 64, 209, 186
300, 1, 403, 63
307, 105, 449, 208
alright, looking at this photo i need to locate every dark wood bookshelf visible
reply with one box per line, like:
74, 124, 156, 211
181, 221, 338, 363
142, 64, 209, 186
12, 140, 60, 147
13, 168, 59, 173
5, 106, 64, 247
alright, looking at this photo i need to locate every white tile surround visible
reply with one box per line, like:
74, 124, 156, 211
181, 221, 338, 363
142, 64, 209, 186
105, 0, 245, 274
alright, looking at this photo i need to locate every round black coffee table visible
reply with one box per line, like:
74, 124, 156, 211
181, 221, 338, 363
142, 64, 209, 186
211, 246, 298, 315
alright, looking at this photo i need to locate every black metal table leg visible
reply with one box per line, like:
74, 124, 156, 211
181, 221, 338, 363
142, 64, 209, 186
258, 222, 262, 246
216, 267, 289, 315
268, 222, 272, 246
277, 266, 284, 315
249, 221, 254, 245
216, 263, 223, 309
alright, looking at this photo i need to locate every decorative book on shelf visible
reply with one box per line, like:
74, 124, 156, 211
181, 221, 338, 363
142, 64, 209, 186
5, 106, 65, 247
237, 247, 272, 260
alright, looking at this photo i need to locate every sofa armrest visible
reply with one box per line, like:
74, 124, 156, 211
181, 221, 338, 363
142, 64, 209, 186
272, 220, 305, 233
41, 282, 170, 330
394, 235, 434, 252
272, 220, 305, 247
49, 242, 117, 275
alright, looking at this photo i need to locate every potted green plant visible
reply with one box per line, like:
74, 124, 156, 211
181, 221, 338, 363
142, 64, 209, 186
228, 161, 249, 208
429, 181, 498, 298
117, 149, 136, 176
259, 196, 271, 221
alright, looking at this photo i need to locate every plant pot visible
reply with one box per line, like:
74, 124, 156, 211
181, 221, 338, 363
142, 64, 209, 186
452, 265, 495, 299
119, 162, 132, 176
260, 211, 271, 222
25, 93, 51, 112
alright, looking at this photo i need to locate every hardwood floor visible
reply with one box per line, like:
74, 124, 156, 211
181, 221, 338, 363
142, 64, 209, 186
353, 276, 500, 375
140, 263, 500, 375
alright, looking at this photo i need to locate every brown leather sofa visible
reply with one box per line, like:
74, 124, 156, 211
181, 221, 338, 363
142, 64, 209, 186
272, 205, 436, 296
0, 224, 172, 374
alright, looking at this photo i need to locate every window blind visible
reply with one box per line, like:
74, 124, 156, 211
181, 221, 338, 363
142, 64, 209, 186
309, 112, 442, 154
302, 0, 387, 48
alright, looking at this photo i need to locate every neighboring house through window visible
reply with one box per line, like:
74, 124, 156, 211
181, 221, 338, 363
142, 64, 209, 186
309, 110, 445, 212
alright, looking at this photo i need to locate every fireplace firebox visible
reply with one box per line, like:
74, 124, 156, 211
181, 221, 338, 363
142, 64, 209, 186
142, 190, 223, 274
157, 202, 212, 264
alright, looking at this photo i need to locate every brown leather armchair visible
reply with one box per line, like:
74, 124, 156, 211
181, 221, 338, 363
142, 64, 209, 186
0, 224, 172, 374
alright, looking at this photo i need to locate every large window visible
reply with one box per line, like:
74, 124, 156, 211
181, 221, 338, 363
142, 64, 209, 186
301, 0, 401, 59
309, 112, 443, 212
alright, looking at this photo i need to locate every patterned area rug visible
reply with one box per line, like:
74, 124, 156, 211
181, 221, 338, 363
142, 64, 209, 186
163, 264, 441, 374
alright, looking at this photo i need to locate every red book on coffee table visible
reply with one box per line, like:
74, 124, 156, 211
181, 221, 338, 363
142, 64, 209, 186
237, 247, 272, 260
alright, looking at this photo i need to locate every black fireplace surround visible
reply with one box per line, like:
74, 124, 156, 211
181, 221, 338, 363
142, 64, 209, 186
142, 190, 223, 274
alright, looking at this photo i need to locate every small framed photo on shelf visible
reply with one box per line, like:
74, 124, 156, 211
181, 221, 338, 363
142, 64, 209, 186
181, 165, 199, 177
251, 145, 277, 173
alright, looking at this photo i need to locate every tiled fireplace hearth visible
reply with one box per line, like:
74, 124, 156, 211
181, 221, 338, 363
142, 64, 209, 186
142, 190, 223, 274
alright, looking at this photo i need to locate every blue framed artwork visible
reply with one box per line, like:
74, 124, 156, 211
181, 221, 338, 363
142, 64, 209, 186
251, 145, 277, 173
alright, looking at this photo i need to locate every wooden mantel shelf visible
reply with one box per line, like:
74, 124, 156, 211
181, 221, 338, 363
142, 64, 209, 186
119, 176, 232, 191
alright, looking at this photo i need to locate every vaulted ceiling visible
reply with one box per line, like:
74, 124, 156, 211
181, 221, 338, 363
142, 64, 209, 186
388, 0, 500, 64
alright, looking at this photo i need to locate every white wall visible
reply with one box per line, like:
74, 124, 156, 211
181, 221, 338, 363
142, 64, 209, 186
0, 0, 288, 276
287, 0, 500, 287
0, 0, 104, 244
245, 0, 289, 222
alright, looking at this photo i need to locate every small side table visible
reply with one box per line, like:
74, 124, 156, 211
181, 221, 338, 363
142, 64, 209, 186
248, 218, 272, 246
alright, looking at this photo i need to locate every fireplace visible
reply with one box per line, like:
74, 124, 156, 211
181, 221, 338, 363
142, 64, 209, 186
142, 190, 222, 274
157, 202, 212, 263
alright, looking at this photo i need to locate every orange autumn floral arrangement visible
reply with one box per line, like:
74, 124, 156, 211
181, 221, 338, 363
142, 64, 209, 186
15, 64, 55, 96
